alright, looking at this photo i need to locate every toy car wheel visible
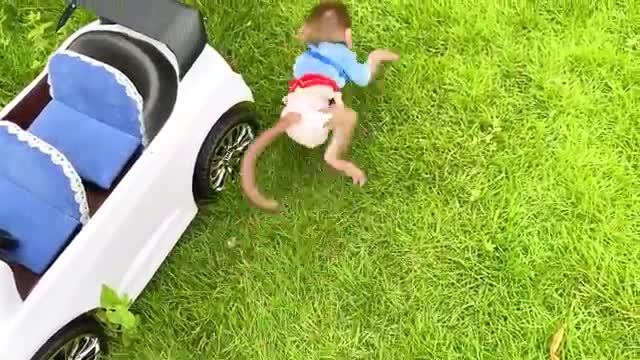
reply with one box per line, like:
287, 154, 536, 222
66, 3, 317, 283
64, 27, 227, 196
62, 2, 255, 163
193, 106, 259, 201
31, 317, 108, 360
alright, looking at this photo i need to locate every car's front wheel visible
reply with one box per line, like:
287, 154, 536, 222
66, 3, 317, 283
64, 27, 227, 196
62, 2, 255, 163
31, 317, 108, 360
193, 104, 259, 201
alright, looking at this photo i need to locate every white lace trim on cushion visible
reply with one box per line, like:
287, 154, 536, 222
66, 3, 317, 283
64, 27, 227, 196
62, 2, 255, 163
0, 121, 90, 224
47, 49, 149, 146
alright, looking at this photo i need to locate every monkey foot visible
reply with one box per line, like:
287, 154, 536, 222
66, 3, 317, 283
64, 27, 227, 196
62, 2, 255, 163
263, 199, 279, 212
346, 167, 366, 187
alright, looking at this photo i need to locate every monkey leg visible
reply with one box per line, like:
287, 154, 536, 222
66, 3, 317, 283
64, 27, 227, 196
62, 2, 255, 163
323, 106, 366, 186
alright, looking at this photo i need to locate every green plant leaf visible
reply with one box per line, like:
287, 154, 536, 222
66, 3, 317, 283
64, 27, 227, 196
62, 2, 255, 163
119, 311, 138, 330
100, 284, 121, 309
104, 309, 121, 325
122, 333, 135, 346
98, 284, 140, 344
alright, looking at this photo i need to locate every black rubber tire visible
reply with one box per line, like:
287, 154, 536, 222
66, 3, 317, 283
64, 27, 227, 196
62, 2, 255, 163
31, 317, 108, 360
193, 104, 259, 202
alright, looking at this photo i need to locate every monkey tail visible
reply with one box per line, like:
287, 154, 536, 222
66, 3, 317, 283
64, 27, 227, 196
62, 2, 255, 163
240, 114, 299, 211
240, 140, 279, 211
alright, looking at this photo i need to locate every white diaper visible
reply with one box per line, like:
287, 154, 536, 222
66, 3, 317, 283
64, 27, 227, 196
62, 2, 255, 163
281, 87, 336, 149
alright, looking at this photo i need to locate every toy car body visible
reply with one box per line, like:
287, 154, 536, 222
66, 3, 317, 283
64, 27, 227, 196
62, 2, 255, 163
0, 1, 258, 359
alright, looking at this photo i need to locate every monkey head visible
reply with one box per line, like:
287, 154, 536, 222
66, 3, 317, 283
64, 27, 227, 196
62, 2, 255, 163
297, 1, 353, 49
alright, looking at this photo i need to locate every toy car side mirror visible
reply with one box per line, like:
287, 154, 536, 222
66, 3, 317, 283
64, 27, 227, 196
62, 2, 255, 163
0, 229, 18, 250
56, 0, 78, 31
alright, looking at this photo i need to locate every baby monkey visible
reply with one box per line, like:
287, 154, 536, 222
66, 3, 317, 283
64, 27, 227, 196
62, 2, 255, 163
240, 0, 399, 211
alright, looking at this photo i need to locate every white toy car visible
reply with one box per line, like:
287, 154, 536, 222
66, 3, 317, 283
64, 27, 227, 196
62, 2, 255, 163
0, 1, 258, 359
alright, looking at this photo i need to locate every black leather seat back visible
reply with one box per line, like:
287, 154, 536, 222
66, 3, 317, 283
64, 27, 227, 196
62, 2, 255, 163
77, 0, 207, 79
67, 31, 178, 142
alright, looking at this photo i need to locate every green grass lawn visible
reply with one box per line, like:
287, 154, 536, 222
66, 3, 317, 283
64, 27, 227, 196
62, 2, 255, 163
3, 0, 640, 358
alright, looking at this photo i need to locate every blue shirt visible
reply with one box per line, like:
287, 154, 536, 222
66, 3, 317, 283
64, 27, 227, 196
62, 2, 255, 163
293, 42, 371, 88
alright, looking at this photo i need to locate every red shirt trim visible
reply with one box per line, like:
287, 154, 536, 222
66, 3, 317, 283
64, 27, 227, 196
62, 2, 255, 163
288, 73, 339, 93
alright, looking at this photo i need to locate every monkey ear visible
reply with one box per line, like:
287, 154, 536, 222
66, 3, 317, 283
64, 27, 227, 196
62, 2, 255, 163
345, 28, 353, 49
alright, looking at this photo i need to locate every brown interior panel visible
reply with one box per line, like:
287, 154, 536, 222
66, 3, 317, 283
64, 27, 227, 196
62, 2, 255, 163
3, 76, 52, 129
9, 263, 39, 300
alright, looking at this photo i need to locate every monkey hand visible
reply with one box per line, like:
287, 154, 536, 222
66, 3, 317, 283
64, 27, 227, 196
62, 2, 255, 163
367, 49, 399, 79
369, 49, 400, 64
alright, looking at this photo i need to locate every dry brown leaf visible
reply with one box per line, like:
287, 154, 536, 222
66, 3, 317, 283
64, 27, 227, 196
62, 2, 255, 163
360, 124, 369, 138
550, 322, 566, 360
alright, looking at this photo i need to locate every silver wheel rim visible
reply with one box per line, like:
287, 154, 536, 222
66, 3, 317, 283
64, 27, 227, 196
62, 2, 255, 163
47, 334, 101, 360
209, 122, 255, 192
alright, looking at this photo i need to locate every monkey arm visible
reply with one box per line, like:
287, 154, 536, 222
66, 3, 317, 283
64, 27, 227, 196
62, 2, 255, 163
240, 114, 300, 211
340, 49, 399, 87
367, 49, 400, 79
340, 52, 372, 86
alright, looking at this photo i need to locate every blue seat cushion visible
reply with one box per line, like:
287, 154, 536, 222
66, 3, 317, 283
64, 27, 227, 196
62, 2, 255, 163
0, 177, 80, 274
48, 50, 146, 143
30, 100, 141, 189
0, 121, 87, 222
